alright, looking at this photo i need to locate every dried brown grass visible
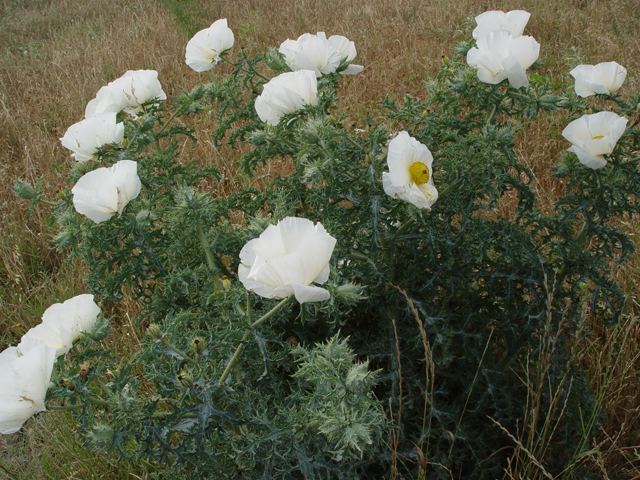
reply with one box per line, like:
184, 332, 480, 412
1, 0, 639, 477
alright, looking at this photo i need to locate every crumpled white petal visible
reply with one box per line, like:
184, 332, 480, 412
291, 284, 331, 303
382, 131, 439, 210
18, 294, 101, 358
472, 10, 531, 39
60, 113, 124, 162
185, 19, 235, 72
570, 62, 627, 97
85, 70, 167, 118
72, 160, 141, 223
0, 344, 56, 434
466, 30, 540, 88
238, 217, 336, 303
43, 294, 101, 342
278, 32, 363, 77
254, 70, 318, 125
562, 111, 628, 169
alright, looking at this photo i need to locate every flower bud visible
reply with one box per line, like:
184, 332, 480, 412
146, 323, 162, 339
189, 336, 206, 354
335, 282, 366, 304
177, 369, 194, 387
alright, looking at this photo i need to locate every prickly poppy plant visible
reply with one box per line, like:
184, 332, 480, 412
7, 10, 640, 480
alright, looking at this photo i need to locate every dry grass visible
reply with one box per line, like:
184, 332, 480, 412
1, 0, 639, 478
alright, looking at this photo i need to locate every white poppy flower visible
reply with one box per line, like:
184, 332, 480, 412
0, 344, 56, 434
185, 19, 235, 72
254, 70, 318, 125
85, 70, 167, 117
466, 30, 540, 88
472, 10, 531, 39
570, 62, 627, 97
561, 111, 628, 169
18, 294, 101, 358
238, 217, 337, 303
382, 131, 438, 210
60, 112, 124, 162
71, 159, 142, 223
278, 32, 363, 77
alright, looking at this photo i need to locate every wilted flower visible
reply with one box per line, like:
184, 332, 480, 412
472, 10, 531, 39
59, 112, 124, 162
569, 62, 627, 97
18, 294, 101, 357
85, 70, 167, 117
238, 217, 337, 303
0, 344, 56, 434
562, 111, 628, 169
71, 159, 141, 223
382, 131, 438, 209
185, 18, 235, 72
466, 30, 540, 88
254, 70, 318, 125
278, 32, 363, 77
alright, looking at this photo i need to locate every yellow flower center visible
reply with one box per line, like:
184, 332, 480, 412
592, 135, 605, 140
409, 161, 430, 185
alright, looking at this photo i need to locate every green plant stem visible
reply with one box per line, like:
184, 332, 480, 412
219, 296, 293, 384
197, 224, 222, 291
221, 53, 268, 82
156, 107, 183, 137
46, 403, 77, 411
241, 49, 269, 81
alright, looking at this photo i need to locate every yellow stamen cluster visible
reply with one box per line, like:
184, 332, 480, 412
592, 135, 605, 140
409, 161, 430, 185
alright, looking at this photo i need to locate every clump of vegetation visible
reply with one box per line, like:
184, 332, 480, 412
5, 8, 640, 479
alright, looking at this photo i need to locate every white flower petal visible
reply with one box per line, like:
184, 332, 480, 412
71, 160, 141, 223
383, 132, 438, 210
277, 217, 337, 285
255, 70, 318, 125
568, 146, 607, 169
472, 9, 531, 39
291, 284, 331, 304
238, 217, 336, 303
110, 160, 142, 214
0, 344, 56, 435
18, 322, 73, 357
570, 61, 627, 97
185, 19, 235, 72
342, 64, 364, 75
278, 32, 363, 77
467, 31, 539, 89
72, 168, 119, 223
50, 294, 101, 337
314, 264, 331, 284
562, 112, 627, 168
85, 70, 166, 118
60, 113, 124, 162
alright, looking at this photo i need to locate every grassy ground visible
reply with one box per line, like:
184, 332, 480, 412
0, 0, 639, 478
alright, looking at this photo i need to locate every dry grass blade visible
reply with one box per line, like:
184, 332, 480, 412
489, 416, 555, 480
